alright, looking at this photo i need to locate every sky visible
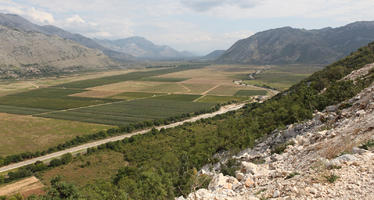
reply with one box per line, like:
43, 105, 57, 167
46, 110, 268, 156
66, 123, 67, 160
1, 0, 374, 55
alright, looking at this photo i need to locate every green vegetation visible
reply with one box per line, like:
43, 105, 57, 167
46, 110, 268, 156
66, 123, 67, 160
0, 88, 118, 111
243, 65, 323, 91
57, 64, 207, 89
359, 140, 374, 150
38, 97, 214, 126
111, 92, 166, 100
325, 174, 339, 183
235, 90, 267, 96
285, 172, 300, 179
0, 105, 51, 115
197, 95, 249, 104
151, 94, 201, 101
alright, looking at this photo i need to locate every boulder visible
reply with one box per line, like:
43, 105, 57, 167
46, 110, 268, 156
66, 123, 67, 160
208, 173, 238, 191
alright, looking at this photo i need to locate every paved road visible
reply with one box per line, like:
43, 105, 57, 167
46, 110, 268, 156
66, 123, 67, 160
0, 103, 245, 173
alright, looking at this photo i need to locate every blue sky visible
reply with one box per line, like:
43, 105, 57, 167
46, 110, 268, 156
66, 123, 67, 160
1, 0, 374, 55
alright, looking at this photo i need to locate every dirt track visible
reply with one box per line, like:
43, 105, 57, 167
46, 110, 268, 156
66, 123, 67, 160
0, 103, 245, 173
0, 176, 44, 197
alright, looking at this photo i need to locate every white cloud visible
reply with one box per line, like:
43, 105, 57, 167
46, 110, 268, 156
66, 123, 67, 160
66, 14, 85, 24
28, 7, 54, 23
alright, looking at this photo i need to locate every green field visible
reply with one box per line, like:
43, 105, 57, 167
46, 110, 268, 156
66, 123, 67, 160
0, 88, 118, 111
57, 64, 206, 89
111, 92, 166, 100
197, 95, 250, 103
243, 65, 323, 90
235, 90, 267, 96
37, 95, 214, 126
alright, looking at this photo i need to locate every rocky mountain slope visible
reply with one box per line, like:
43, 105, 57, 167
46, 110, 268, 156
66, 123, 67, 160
0, 13, 133, 62
180, 64, 374, 199
95, 36, 194, 59
0, 25, 114, 78
217, 21, 374, 65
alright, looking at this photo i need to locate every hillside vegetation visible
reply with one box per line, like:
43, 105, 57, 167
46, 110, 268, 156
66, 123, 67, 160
3, 42, 374, 200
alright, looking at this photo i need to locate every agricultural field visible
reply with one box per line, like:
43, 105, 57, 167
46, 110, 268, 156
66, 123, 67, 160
38, 95, 213, 126
243, 65, 323, 91
0, 113, 113, 156
0, 63, 289, 156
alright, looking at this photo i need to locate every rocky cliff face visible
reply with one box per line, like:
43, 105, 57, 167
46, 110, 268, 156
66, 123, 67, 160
0, 25, 115, 78
179, 64, 374, 199
217, 21, 374, 65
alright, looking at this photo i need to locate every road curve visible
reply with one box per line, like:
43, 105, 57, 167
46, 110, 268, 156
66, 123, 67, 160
0, 103, 245, 173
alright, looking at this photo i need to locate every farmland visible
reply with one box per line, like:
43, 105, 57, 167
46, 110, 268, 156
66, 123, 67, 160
0, 113, 112, 156
0, 63, 285, 157
243, 65, 323, 90
38, 95, 213, 126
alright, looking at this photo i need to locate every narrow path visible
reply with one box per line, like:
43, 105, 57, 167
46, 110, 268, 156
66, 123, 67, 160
201, 84, 221, 95
179, 83, 191, 93
193, 84, 222, 102
0, 103, 245, 173
34, 100, 127, 116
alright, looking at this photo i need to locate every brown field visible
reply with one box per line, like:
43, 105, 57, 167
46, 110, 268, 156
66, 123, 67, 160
75, 65, 270, 98
0, 113, 113, 156
41, 150, 128, 187
0, 69, 139, 97
0, 176, 44, 198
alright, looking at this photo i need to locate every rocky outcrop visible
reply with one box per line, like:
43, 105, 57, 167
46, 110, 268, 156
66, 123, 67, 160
179, 64, 374, 199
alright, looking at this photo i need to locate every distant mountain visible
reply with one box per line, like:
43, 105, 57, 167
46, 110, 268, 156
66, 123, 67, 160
0, 25, 114, 78
217, 21, 374, 64
95, 37, 194, 59
200, 50, 226, 61
0, 13, 133, 62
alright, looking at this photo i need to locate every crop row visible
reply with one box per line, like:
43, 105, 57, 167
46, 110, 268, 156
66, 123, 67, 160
0, 88, 119, 110
38, 99, 214, 126
56, 64, 207, 89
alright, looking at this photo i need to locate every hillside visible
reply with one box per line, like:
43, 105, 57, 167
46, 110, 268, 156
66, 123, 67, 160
0, 13, 133, 62
182, 64, 374, 199
217, 21, 374, 65
0, 25, 115, 78
95, 36, 193, 59
200, 50, 226, 61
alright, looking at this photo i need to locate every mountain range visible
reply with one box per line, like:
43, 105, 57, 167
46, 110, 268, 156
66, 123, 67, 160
0, 13, 134, 62
217, 21, 374, 64
95, 37, 195, 59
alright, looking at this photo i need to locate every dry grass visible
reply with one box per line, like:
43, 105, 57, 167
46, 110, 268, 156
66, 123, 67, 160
0, 113, 113, 156
88, 81, 163, 92
0, 176, 44, 197
0, 69, 138, 96
41, 150, 128, 187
